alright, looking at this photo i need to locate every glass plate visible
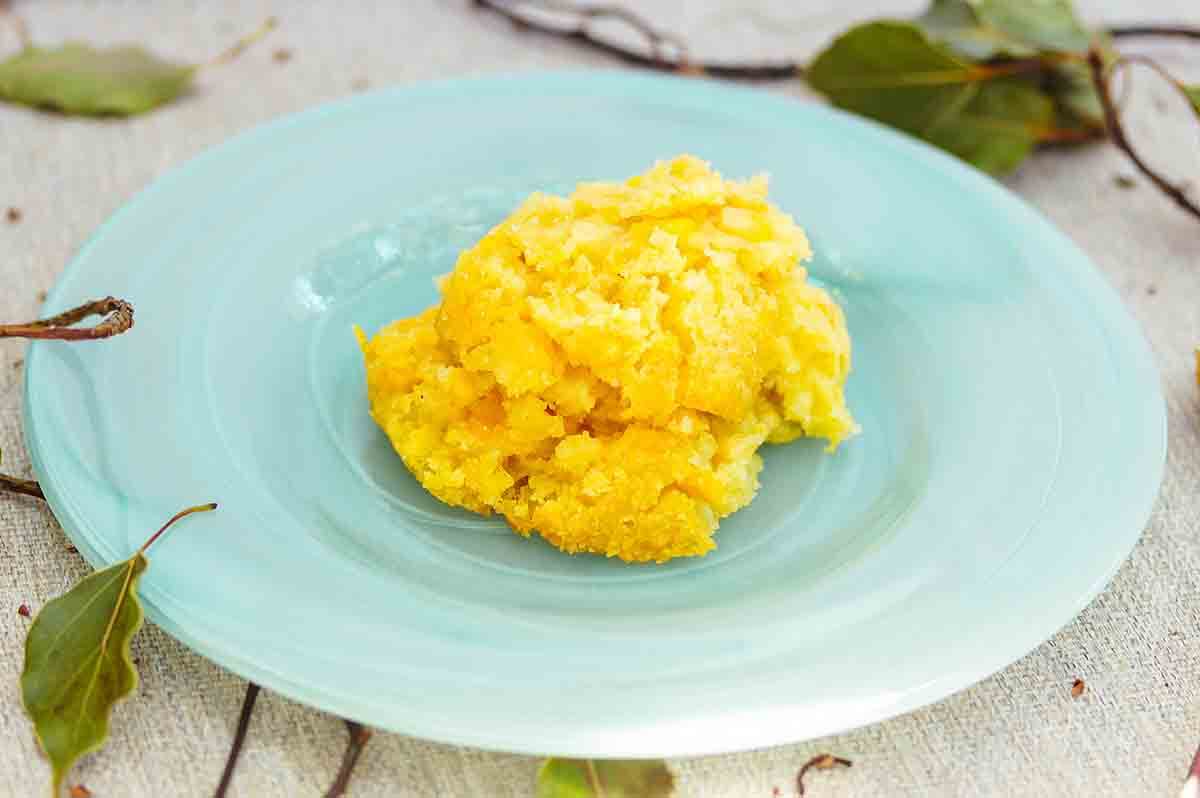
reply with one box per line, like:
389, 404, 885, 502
24, 72, 1164, 757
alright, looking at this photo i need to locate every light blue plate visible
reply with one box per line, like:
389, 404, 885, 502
24, 72, 1165, 757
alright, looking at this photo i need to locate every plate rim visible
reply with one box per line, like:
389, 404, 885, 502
23, 69, 1167, 758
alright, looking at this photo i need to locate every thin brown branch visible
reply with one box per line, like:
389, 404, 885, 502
551, 0, 687, 60
1119, 53, 1196, 87
796, 753, 852, 796
1088, 48, 1200, 222
0, 297, 133, 341
1118, 53, 1200, 122
472, 0, 802, 79
473, 1, 1200, 87
0, 473, 43, 500
213, 682, 260, 798
1109, 24, 1200, 41
323, 720, 373, 798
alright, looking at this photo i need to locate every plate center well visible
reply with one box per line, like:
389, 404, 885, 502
297, 211, 931, 592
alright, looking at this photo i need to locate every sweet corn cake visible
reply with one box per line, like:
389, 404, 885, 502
358, 156, 856, 563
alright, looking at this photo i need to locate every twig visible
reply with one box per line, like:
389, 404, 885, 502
0, 473, 43, 499
1117, 53, 1200, 121
474, 0, 1200, 84
1087, 48, 1200, 222
472, 0, 801, 79
323, 720, 373, 798
530, 0, 688, 60
0, 297, 133, 341
1109, 25, 1200, 41
0, 298, 133, 503
213, 682, 261, 798
585, 759, 605, 797
208, 16, 277, 67
796, 754, 852, 796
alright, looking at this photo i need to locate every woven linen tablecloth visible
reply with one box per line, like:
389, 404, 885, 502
2, 1, 1199, 795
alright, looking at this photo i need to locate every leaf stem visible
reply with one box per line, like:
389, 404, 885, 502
207, 16, 278, 67
213, 682, 260, 798
137, 503, 218, 554
1036, 126, 1105, 143
0, 297, 133, 342
585, 759, 606, 797
0, 473, 43, 499
979, 52, 1077, 77
323, 720, 373, 798
1087, 48, 1200, 222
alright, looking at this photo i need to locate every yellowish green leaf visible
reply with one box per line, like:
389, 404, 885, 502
0, 44, 195, 116
1046, 32, 1114, 133
933, 78, 1055, 173
806, 21, 1054, 174
972, 0, 1091, 54
1051, 60, 1103, 128
537, 759, 675, 798
1185, 85, 1200, 117
916, 0, 1037, 59
917, 0, 1091, 57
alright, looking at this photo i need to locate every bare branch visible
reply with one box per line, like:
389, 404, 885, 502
0, 297, 134, 341
473, 0, 801, 79
0, 474, 43, 500
1088, 48, 1200, 222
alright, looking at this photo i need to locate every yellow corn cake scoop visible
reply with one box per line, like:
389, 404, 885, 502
358, 156, 856, 563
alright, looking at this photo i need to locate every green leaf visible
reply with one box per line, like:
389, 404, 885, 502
915, 1, 1106, 136
1051, 60, 1103, 127
916, 0, 1090, 58
20, 503, 215, 796
972, 0, 1092, 54
806, 21, 1053, 175
933, 79, 1055, 173
21, 555, 148, 796
0, 44, 195, 116
537, 759, 675, 798
1046, 33, 1114, 132
916, 0, 1037, 59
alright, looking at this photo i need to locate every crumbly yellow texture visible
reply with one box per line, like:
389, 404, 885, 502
359, 156, 856, 562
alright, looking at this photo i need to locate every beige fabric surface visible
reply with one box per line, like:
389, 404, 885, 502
2, 1, 1199, 795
